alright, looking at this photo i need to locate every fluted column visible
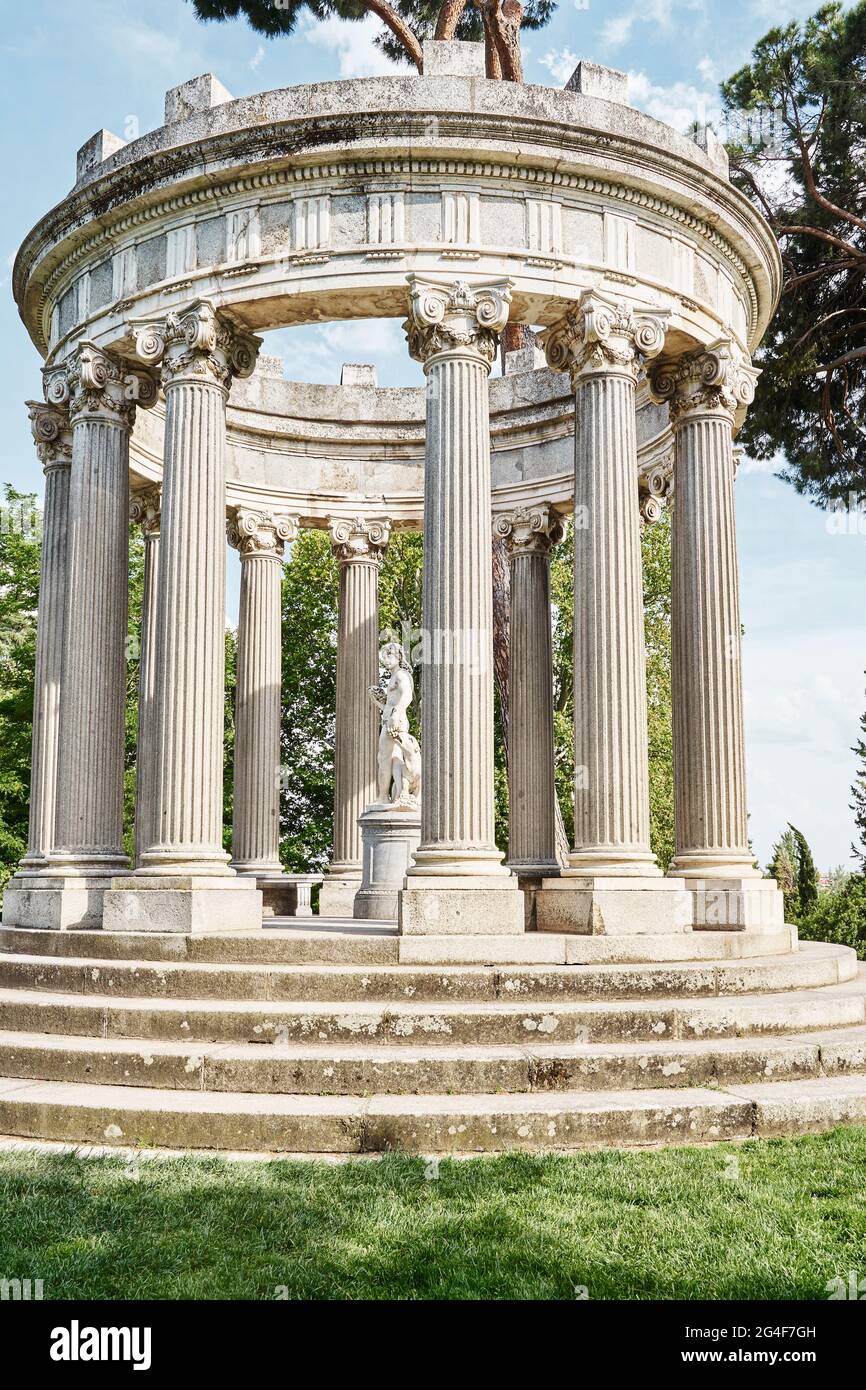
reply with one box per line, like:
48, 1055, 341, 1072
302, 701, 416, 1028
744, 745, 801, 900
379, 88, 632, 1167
130, 487, 161, 867
400, 274, 522, 935
47, 346, 156, 875
103, 300, 265, 934
319, 516, 390, 916
535, 293, 691, 934
650, 343, 761, 879
19, 402, 73, 868
134, 302, 260, 873
544, 292, 668, 876
494, 504, 564, 877
229, 507, 298, 874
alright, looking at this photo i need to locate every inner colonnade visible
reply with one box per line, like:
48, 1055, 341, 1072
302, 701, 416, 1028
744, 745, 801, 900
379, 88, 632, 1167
6, 278, 781, 941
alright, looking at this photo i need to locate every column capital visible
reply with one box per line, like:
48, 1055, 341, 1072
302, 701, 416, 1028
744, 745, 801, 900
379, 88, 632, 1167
328, 515, 391, 565
494, 504, 565, 556
43, 343, 158, 430
130, 486, 162, 539
649, 339, 760, 425
133, 299, 262, 394
639, 453, 674, 528
27, 400, 73, 472
543, 291, 668, 385
227, 506, 298, 559
404, 275, 512, 368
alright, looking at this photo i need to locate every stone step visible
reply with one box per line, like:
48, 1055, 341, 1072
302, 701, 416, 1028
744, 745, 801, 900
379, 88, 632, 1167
1, 1026, 865, 1095
0, 924, 799, 966
1, 975, 863, 1044
0, 925, 401, 966
0, 944, 854, 1003
1, 1072, 866, 1153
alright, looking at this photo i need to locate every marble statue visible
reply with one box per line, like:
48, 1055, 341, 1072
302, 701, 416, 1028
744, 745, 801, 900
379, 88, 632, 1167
369, 642, 421, 809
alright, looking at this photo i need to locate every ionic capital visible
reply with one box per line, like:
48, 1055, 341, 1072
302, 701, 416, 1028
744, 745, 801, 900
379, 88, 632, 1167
134, 299, 262, 394
494, 504, 565, 556
404, 275, 512, 368
27, 400, 73, 472
638, 453, 674, 528
543, 291, 668, 385
227, 507, 298, 560
130, 486, 162, 540
328, 515, 391, 565
649, 340, 760, 425
43, 343, 158, 430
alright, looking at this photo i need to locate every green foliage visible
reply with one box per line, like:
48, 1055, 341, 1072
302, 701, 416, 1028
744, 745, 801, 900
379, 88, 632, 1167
122, 530, 144, 863
851, 676, 866, 869
722, 2, 866, 502
187, 0, 557, 68
798, 871, 866, 958
790, 823, 819, 914
643, 510, 675, 871
279, 529, 339, 871
0, 488, 41, 889
767, 828, 801, 920
767, 824, 819, 922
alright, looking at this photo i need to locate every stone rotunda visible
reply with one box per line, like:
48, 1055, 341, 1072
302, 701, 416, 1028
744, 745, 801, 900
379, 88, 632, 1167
1, 43, 864, 1154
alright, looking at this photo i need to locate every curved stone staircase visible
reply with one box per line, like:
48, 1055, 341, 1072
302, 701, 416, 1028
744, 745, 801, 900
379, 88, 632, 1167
0, 924, 865, 1155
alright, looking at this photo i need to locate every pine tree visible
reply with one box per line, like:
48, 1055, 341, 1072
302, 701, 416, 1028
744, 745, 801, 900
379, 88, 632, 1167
768, 828, 801, 921
789, 823, 819, 914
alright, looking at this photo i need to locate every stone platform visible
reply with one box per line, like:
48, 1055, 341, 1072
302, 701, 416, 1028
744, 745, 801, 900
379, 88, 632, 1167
0, 923, 865, 1155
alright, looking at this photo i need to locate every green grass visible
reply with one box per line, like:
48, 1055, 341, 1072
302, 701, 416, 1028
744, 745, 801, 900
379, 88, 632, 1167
1, 1127, 865, 1300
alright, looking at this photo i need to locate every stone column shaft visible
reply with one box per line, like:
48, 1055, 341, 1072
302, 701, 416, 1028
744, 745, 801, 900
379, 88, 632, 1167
230, 509, 297, 873
44, 346, 155, 871
21, 404, 72, 867
131, 489, 161, 867
495, 505, 563, 875
544, 294, 668, 876
320, 517, 390, 915
103, 300, 264, 933
399, 274, 522, 936
651, 343, 760, 876
535, 293, 694, 934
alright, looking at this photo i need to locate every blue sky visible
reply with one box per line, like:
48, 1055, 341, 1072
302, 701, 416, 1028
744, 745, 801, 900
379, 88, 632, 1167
1, 0, 863, 871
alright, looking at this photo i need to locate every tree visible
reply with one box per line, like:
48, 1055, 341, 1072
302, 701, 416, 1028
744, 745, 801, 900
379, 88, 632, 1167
768, 827, 801, 920
0, 488, 41, 889
767, 823, 819, 920
188, 0, 556, 82
789, 822, 819, 914
851, 675, 866, 870
721, 3, 866, 504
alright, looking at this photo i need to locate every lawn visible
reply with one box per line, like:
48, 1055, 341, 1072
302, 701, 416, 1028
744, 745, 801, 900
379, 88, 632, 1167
1, 1127, 864, 1300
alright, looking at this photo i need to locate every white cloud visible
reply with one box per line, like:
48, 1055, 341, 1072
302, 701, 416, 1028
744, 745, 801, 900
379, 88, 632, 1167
300, 14, 402, 80
696, 55, 718, 84
627, 70, 719, 132
602, 15, 634, 47
538, 48, 579, 85
249, 45, 266, 72
602, 0, 704, 51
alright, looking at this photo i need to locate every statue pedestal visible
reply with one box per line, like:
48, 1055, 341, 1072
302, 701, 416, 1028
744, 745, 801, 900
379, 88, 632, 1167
354, 805, 421, 921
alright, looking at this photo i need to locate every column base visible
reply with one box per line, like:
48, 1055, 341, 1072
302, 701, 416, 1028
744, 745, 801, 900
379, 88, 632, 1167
1, 872, 114, 930
680, 876, 786, 931
102, 876, 263, 934
319, 875, 361, 918
399, 877, 525, 936
536, 876, 693, 936
511, 865, 561, 930
355, 807, 422, 922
